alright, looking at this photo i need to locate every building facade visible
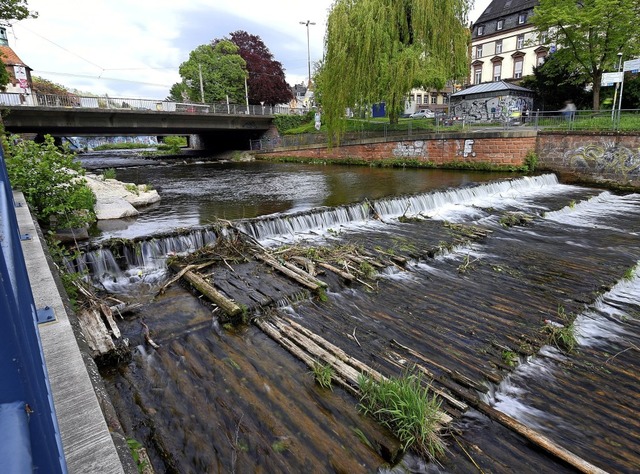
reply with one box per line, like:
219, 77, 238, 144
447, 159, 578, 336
0, 26, 34, 104
470, 0, 547, 86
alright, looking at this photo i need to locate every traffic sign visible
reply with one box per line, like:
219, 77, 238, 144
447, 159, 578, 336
623, 58, 640, 72
601, 72, 623, 85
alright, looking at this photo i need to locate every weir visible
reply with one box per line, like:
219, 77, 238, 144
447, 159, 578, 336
76, 174, 562, 287
74, 169, 640, 472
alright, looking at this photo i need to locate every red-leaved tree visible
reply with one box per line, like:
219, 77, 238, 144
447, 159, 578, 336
224, 30, 293, 106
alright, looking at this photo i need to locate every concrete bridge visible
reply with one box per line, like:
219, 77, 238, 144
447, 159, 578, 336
0, 92, 285, 150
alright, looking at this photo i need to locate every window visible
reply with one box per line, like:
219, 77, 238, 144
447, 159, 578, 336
493, 63, 502, 81
431, 96, 437, 104
536, 52, 546, 67
497, 19, 504, 30
474, 66, 482, 84
514, 57, 523, 78
516, 34, 524, 49
416, 95, 422, 104
476, 45, 483, 58
495, 40, 503, 54
518, 13, 526, 24
477, 25, 484, 36
539, 30, 548, 44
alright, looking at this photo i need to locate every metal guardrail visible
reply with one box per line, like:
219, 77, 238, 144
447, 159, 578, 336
250, 109, 640, 151
0, 91, 307, 117
0, 147, 67, 473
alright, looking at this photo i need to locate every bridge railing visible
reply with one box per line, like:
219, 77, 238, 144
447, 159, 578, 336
0, 147, 67, 473
0, 92, 305, 117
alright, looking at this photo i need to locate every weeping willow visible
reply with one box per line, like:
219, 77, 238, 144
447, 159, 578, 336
317, 0, 470, 141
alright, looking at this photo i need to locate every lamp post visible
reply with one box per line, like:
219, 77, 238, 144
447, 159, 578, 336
611, 52, 623, 120
299, 20, 316, 88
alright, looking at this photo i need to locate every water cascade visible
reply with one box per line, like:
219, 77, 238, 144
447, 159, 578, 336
77, 174, 563, 292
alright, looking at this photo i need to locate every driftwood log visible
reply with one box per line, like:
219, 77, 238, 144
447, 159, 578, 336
177, 267, 242, 317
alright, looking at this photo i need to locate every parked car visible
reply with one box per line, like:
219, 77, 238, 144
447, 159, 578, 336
410, 109, 435, 119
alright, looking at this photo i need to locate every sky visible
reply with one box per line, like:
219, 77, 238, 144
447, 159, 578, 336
7, 0, 492, 100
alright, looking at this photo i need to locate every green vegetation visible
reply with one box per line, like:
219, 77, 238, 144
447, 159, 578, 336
311, 362, 334, 390
102, 168, 117, 180
502, 350, 519, 367
157, 135, 187, 154
318, 0, 469, 141
623, 264, 638, 281
126, 438, 150, 473
544, 306, 577, 353
271, 438, 290, 453
357, 371, 444, 459
268, 155, 527, 173
524, 150, 538, 172
531, 0, 640, 110
273, 111, 315, 134
4, 135, 96, 230
93, 142, 154, 151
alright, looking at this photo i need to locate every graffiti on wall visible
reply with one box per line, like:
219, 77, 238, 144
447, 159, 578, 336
451, 95, 533, 123
393, 140, 426, 158
563, 141, 640, 180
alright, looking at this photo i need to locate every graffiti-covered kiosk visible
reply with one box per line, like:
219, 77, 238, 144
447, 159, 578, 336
450, 81, 534, 123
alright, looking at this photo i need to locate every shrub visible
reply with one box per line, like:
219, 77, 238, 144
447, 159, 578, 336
273, 112, 314, 134
4, 135, 96, 230
158, 135, 187, 154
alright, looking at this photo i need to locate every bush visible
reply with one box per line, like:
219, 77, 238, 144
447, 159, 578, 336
157, 135, 187, 154
273, 111, 315, 134
4, 135, 96, 230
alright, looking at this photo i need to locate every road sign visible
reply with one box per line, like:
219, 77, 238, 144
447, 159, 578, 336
623, 58, 640, 72
601, 72, 623, 85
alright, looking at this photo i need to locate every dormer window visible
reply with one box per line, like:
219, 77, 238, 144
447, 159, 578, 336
518, 13, 527, 24
497, 19, 504, 30
477, 25, 485, 36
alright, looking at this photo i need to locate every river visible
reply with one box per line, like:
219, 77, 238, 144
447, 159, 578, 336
77, 153, 640, 473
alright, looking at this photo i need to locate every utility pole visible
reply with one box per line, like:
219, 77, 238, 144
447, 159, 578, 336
611, 52, 622, 120
299, 20, 316, 87
198, 63, 205, 103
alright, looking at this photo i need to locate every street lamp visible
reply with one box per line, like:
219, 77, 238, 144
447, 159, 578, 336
611, 52, 623, 120
300, 20, 316, 88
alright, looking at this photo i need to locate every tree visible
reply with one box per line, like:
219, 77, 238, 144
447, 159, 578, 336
170, 41, 247, 104
317, 0, 469, 136
0, 0, 37, 22
225, 31, 293, 106
531, 0, 640, 110
520, 54, 591, 111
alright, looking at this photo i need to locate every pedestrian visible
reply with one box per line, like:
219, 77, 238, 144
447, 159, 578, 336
560, 100, 576, 120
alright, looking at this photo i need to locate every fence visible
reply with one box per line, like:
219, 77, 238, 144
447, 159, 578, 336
0, 147, 67, 473
0, 91, 304, 117
250, 109, 640, 151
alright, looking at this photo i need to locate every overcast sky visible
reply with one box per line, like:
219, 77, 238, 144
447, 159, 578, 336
7, 0, 491, 100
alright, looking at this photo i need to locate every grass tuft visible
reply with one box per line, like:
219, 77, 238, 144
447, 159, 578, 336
311, 362, 334, 390
357, 371, 444, 459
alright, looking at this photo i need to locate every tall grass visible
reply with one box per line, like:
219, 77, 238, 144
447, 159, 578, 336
357, 371, 444, 459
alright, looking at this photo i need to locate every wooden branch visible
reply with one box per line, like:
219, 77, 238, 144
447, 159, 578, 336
317, 261, 355, 281
181, 270, 242, 317
254, 253, 323, 291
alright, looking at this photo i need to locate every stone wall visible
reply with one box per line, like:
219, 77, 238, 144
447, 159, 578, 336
537, 133, 640, 188
263, 131, 537, 168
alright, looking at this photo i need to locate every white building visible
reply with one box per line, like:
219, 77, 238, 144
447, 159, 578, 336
470, 0, 548, 85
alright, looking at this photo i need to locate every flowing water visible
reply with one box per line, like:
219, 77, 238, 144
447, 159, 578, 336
83, 156, 640, 473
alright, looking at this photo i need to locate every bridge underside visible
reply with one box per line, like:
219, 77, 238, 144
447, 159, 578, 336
2, 107, 273, 151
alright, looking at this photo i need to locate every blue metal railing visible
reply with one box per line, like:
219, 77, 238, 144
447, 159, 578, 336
0, 146, 67, 473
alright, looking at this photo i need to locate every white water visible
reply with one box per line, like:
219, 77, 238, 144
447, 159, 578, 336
544, 191, 640, 232
80, 174, 567, 292
481, 265, 640, 432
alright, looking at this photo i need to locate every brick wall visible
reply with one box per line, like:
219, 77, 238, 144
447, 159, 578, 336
262, 131, 537, 168
537, 133, 640, 188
